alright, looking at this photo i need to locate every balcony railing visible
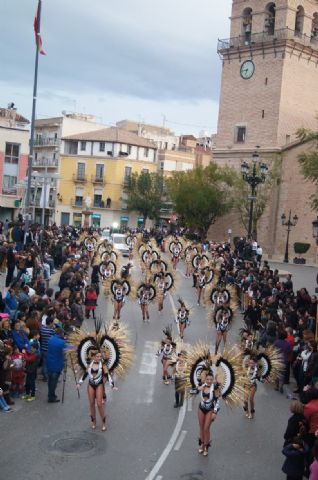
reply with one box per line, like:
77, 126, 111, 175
217, 27, 318, 53
70, 199, 123, 210
72, 173, 87, 183
91, 175, 106, 185
33, 158, 58, 168
34, 138, 60, 147
2, 188, 16, 195
31, 198, 56, 208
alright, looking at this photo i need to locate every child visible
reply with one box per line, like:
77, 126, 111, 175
282, 436, 309, 480
85, 286, 97, 319
0, 387, 11, 412
22, 343, 39, 401
11, 346, 25, 398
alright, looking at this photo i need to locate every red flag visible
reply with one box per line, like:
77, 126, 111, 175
34, 1, 46, 55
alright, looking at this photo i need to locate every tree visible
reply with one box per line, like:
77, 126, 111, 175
233, 158, 281, 238
297, 128, 318, 210
166, 164, 236, 239
124, 171, 165, 224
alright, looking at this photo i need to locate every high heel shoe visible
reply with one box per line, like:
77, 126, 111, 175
101, 417, 107, 431
90, 416, 96, 430
198, 439, 204, 454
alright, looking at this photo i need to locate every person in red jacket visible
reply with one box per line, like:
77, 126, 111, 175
304, 395, 318, 451
85, 286, 98, 320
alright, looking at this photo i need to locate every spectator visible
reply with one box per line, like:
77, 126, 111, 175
84, 286, 97, 319
46, 327, 67, 403
22, 342, 39, 402
282, 436, 309, 480
284, 400, 308, 446
310, 440, 318, 480
40, 316, 55, 382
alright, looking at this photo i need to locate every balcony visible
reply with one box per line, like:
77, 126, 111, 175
33, 158, 58, 168
217, 27, 318, 54
34, 137, 60, 147
72, 173, 87, 183
91, 175, 106, 185
31, 198, 56, 208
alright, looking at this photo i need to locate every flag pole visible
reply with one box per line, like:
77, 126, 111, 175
25, 0, 42, 236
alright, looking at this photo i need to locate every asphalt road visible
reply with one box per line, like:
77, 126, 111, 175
2, 257, 315, 480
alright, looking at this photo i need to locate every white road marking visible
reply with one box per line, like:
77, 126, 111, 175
187, 397, 193, 412
176, 268, 187, 278
145, 402, 187, 480
168, 293, 177, 316
155, 477, 163, 480
174, 430, 187, 451
137, 341, 158, 404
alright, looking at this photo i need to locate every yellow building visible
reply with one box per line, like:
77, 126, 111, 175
57, 127, 157, 228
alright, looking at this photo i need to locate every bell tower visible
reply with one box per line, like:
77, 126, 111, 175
215, 0, 318, 161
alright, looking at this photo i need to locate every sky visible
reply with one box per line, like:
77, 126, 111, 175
0, 0, 232, 136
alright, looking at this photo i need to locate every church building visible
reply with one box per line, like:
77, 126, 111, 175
213, 0, 318, 261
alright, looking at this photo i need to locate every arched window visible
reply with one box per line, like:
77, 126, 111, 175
312, 13, 318, 40
242, 7, 253, 44
265, 3, 276, 35
295, 5, 305, 36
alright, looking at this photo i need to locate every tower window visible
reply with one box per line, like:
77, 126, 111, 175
235, 126, 246, 143
265, 77, 268, 85
242, 8, 253, 45
265, 3, 276, 35
262, 110, 265, 118
295, 6, 305, 37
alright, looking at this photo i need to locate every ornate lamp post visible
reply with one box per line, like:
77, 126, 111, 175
281, 210, 298, 263
241, 149, 268, 239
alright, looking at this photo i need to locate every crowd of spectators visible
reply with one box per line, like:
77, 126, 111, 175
1, 225, 318, 477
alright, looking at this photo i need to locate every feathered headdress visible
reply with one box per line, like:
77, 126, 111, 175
67, 318, 134, 378
244, 345, 284, 385
183, 342, 245, 407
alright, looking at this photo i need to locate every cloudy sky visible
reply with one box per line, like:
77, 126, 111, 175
1, 0, 232, 135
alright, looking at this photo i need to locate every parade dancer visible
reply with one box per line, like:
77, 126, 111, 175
197, 270, 206, 306
111, 279, 131, 323
183, 343, 245, 457
156, 273, 166, 312
69, 319, 134, 432
176, 299, 190, 340
173, 350, 187, 408
242, 345, 284, 420
243, 355, 259, 420
214, 306, 232, 354
76, 350, 115, 431
138, 285, 151, 322
171, 244, 181, 270
157, 326, 176, 385
197, 371, 221, 456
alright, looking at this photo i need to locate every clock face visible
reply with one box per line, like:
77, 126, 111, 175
240, 60, 255, 79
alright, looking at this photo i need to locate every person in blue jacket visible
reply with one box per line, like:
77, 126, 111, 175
282, 436, 309, 480
46, 328, 67, 403
12, 321, 30, 352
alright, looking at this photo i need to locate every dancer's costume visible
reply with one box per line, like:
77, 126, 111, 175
183, 343, 245, 406
157, 326, 178, 383
175, 299, 190, 337
68, 319, 134, 388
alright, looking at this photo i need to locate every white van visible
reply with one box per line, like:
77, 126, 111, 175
111, 233, 129, 257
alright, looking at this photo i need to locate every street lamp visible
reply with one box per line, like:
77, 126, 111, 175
241, 149, 268, 239
281, 210, 298, 263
